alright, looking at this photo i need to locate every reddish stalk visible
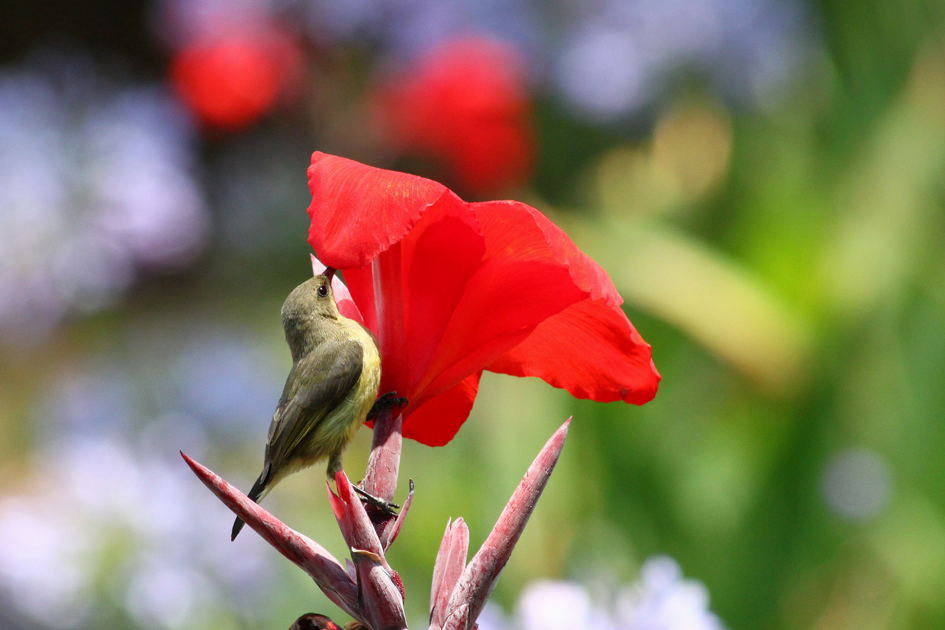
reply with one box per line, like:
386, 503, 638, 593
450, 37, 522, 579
183, 417, 571, 630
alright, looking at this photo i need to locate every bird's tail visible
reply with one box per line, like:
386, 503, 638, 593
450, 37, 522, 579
231, 469, 271, 541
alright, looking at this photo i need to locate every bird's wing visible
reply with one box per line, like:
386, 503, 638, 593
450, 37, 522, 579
264, 339, 364, 474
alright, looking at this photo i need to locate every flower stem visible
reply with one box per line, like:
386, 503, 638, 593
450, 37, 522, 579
362, 408, 405, 540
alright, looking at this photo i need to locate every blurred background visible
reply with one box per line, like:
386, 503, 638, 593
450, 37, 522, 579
1, 0, 944, 628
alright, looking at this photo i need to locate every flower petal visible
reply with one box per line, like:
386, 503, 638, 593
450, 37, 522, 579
475, 200, 621, 306
312, 254, 364, 324
411, 201, 592, 407
489, 299, 660, 404
341, 263, 378, 336
307, 152, 449, 270
403, 372, 481, 446
401, 194, 485, 389
341, 192, 485, 397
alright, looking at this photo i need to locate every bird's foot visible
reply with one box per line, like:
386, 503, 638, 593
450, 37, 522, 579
366, 391, 408, 420
353, 485, 400, 515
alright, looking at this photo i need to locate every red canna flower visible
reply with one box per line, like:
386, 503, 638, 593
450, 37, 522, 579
308, 153, 660, 447
371, 37, 535, 195
170, 25, 303, 132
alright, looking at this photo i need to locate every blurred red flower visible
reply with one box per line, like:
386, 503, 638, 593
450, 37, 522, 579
308, 153, 659, 446
372, 37, 535, 196
170, 26, 302, 132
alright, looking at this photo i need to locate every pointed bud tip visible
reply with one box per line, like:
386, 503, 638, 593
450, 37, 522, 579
333, 470, 352, 501
180, 451, 203, 475
327, 480, 347, 521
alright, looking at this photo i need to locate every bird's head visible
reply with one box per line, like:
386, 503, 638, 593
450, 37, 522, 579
282, 268, 342, 328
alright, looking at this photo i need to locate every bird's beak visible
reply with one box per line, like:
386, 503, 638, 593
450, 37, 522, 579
324, 267, 336, 283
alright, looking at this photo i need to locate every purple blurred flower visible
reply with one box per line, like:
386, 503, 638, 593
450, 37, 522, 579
0, 435, 276, 628
35, 326, 283, 444
0, 54, 208, 345
553, 0, 815, 121
478, 556, 724, 630
617, 557, 723, 630
301, 0, 539, 63
0, 326, 290, 626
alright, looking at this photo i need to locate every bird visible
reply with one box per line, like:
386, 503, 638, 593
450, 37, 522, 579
289, 613, 344, 630
231, 268, 401, 540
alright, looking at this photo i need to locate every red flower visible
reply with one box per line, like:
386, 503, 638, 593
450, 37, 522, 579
170, 26, 302, 132
371, 37, 535, 195
308, 153, 659, 446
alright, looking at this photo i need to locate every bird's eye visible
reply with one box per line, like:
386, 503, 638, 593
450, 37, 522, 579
317, 284, 329, 298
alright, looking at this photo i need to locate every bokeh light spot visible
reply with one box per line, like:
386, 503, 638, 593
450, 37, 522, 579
821, 447, 893, 521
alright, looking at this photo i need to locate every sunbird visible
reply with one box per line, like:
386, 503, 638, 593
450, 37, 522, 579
232, 268, 402, 540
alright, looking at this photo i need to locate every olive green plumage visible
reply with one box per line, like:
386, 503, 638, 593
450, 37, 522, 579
232, 270, 381, 540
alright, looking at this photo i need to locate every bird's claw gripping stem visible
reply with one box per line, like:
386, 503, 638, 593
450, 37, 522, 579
353, 485, 400, 515
366, 392, 408, 421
